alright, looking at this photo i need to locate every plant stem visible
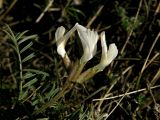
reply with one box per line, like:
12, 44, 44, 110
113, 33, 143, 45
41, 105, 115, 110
76, 65, 100, 83
15, 44, 23, 100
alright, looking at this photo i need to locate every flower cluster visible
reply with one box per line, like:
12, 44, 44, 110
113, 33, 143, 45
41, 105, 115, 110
55, 23, 118, 83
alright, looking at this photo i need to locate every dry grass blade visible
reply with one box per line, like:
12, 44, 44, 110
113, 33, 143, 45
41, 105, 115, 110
93, 85, 160, 101
105, 88, 130, 119
86, 5, 104, 28
120, 0, 143, 54
36, 0, 54, 23
136, 32, 160, 89
151, 68, 160, 86
0, 0, 17, 20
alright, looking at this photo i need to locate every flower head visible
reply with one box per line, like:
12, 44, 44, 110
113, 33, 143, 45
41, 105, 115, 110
99, 32, 118, 70
76, 23, 99, 63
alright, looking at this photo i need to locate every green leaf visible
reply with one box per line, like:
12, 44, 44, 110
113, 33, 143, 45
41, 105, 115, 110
9, 44, 19, 54
18, 34, 37, 45
20, 41, 33, 53
23, 78, 38, 88
19, 90, 28, 100
3, 24, 16, 42
23, 72, 36, 80
68, 7, 85, 17
46, 84, 59, 100
22, 53, 35, 63
31, 99, 39, 106
23, 69, 49, 76
16, 30, 28, 41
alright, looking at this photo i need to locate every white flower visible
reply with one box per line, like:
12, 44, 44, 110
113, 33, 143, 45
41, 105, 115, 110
55, 25, 76, 58
99, 32, 118, 70
76, 23, 99, 63
55, 26, 66, 58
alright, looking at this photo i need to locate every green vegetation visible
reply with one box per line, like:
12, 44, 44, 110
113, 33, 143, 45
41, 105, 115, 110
0, 0, 159, 119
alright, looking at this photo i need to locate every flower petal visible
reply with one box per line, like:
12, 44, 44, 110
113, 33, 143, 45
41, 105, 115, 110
55, 26, 65, 42
75, 23, 87, 31
106, 43, 118, 66
55, 26, 66, 58
99, 32, 118, 70
100, 32, 108, 66
55, 25, 77, 58
76, 23, 98, 63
